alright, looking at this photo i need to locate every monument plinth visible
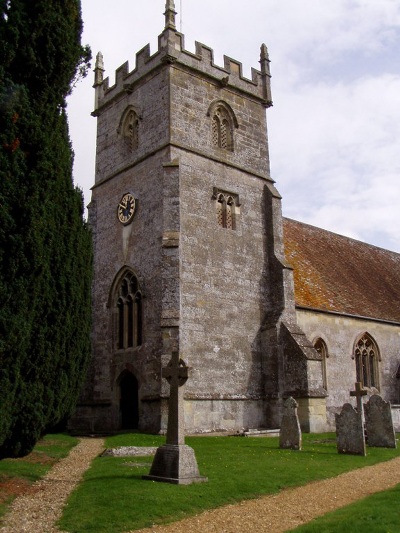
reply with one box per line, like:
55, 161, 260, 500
143, 352, 208, 484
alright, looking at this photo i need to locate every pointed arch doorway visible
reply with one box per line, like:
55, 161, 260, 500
119, 371, 139, 430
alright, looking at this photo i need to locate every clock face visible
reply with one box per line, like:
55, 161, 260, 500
117, 193, 136, 225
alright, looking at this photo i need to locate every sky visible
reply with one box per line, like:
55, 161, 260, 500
67, 0, 400, 252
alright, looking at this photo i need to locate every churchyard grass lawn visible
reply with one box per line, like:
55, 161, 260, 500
288, 482, 400, 533
58, 433, 400, 533
0, 433, 79, 520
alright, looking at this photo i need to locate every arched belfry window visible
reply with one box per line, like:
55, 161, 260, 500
353, 333, 380, 389
213, 188, 240, 230
314, 338, 329, 391
114, 271, 142, 350
208, 100, 238, 152
118, 106, 141, 151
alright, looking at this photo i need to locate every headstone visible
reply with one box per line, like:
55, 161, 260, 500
279, 397, 302, 450
336, 403, 366, 455
365, 394, 397, 448
143, 352, 207, 484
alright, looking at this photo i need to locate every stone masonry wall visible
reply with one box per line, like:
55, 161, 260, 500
161, 53, 275, 432
178, 155, 269, 398
87, 150, 169, 432
297, 308, 400, 429
94, 67, 170, 185
169, 65, 270, 178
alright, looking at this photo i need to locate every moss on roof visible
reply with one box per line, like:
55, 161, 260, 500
283, 218, 400, 323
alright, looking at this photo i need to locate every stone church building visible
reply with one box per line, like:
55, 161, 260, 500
69, 2, 400, 435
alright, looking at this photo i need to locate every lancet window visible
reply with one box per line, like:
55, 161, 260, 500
119, 108, 139, 151
213, 188, 240, 230
314, 338, 328, 391
115, 272, 142, 350
212, 105, 234, 151
354, 333, 379, 389
208, 101, 238, 152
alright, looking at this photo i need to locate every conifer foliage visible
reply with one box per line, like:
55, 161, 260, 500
0, 0, 92, 457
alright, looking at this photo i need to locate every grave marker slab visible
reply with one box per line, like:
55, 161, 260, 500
336, 403, 366, 455
365, 394, 397, 448
279, 397, 302, 450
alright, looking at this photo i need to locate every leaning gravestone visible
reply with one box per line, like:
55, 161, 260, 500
279, 396, 302, 450
365, 394, 397, 448
336, 403, 366, 456
143, 351, 207, 484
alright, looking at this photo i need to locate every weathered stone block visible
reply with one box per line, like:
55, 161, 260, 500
143, 444, 207, 484
336, 403, 366, 456
279, 397, 302, 450
365, 395, 396, 448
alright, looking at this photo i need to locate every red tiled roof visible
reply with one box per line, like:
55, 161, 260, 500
283, 218, 400, 323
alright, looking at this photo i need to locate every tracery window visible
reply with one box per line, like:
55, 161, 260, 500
314, 338, 328, 390
208, 101, 238, 152
354, 333, 379, 389
115, 272, 142, 350
213, 188, 240, 230
212, 106, 233, 151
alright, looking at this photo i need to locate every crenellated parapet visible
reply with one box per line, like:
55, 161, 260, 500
93, 23, 272, 114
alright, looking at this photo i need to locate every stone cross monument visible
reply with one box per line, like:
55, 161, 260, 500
163, 354, 188, 446
350, 381, 367, 417
143, 352, 207, 484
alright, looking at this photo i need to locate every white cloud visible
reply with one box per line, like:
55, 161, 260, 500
269, 70, 400, 250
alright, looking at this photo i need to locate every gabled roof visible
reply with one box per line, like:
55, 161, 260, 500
283, 217, 400, 323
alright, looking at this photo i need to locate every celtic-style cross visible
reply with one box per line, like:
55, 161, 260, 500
162, 351, 189, 445
144, 351, 206, 484
350, 381, 367, 417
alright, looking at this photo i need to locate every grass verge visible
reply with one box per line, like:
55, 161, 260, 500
0, 433, 79, 520
288, 483, 400, 532
58, 433, 400, 533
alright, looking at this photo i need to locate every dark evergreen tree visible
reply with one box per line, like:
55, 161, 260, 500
0, 0, 92, 457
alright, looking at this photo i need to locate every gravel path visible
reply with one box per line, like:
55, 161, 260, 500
132, 455, 400, 533
0, 437, 104, 533
1, 439, 400, 533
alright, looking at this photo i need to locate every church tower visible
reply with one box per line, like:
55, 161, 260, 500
70, 2, 327, 434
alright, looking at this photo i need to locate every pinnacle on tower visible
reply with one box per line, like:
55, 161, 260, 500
93, 52, 105, 86
260, 44, 273, 107
164, 0, 177, 30
93, 52, 105, 111
260, 44, 272, 78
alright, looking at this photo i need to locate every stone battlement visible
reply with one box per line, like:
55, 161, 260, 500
93, 26, 272, 113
